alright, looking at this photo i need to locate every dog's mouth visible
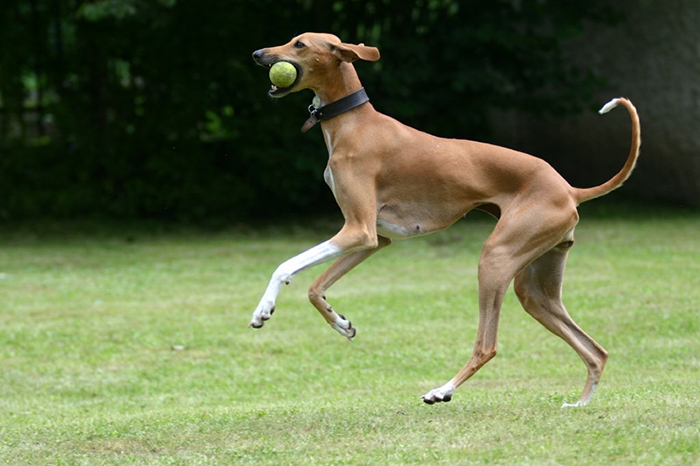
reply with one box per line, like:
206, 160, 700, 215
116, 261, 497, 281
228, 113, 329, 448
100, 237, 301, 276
258, 60, 301, 98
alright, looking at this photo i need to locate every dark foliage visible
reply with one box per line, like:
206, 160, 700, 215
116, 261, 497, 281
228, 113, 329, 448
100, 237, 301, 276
0, 0, 622, 221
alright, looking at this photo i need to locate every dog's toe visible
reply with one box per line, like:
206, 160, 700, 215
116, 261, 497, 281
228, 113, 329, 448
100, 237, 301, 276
346, 325, 357, 340
422, 383, 455, 405
332, 322, 357, 340
331, 314, 357, 340
422, 395, 449, 404
250, 300, 276, 327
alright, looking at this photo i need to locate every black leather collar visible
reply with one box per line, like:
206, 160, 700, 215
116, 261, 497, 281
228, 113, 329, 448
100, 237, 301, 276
302, 88, 370, 132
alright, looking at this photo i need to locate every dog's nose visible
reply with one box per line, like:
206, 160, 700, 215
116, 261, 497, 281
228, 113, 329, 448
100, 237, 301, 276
252, 49, 264, 61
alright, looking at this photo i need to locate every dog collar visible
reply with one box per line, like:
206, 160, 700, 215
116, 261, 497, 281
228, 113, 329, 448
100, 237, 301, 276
302, 88, 370, 132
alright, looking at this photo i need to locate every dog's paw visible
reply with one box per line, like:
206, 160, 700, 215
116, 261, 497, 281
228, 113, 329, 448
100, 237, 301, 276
561, 400, 587, 409
331, 314, 356, 340
421, 383, 455, 405
249, 300, 276, 329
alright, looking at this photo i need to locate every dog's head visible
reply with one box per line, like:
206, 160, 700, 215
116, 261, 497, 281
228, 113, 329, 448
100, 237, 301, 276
252, 33, 380, 98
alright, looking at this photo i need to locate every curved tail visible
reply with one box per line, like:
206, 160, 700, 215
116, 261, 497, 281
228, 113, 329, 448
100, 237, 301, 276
573, 97, 641, 204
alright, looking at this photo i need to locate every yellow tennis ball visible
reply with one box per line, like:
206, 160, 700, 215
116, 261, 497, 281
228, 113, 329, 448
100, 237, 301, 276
269, 61, 297, 88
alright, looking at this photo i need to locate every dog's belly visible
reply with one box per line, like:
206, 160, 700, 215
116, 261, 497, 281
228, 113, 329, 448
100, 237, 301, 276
376, 219, 420, 239
376, 201, 471, 239
376, 218, 443, 239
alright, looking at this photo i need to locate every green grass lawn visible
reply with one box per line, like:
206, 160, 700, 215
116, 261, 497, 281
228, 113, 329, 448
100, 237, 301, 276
1, 208, 699, 465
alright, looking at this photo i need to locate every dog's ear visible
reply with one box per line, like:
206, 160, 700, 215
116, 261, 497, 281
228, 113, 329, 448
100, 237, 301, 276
331, 42, 381, 63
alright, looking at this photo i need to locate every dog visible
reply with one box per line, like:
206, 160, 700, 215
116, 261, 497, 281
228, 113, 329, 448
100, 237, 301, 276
250, 33, 640, 406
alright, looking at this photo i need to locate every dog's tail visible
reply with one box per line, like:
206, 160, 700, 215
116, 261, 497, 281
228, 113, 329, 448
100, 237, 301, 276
573, 97, 641, 204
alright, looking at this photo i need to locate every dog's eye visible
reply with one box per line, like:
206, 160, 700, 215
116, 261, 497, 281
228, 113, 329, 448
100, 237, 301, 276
294, 41, 306, 49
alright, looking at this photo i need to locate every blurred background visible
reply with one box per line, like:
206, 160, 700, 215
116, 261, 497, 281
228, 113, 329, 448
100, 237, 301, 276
1, 0, 697, 224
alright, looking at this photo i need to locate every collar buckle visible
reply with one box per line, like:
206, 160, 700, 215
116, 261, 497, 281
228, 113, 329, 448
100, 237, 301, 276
300, 88, 369, 132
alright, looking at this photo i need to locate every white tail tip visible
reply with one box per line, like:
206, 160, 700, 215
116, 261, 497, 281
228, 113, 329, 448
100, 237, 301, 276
599, 98, 619, 114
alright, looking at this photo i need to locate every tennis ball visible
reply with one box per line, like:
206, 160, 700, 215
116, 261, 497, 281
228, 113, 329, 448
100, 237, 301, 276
269, 61, 297, 88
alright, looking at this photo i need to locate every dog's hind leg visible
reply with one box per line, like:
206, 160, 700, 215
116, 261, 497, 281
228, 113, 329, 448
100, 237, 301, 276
513, 238, 608, 407
421, 231, 532, 404
421, 205, 580, 405
308, 236, 392, 339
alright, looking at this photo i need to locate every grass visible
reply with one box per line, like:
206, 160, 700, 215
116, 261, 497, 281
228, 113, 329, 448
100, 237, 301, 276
0, 207, 699, 464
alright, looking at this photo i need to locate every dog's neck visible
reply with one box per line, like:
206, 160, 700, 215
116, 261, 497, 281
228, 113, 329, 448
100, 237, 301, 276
303, 62, 371, 133
312, 62, 364, 106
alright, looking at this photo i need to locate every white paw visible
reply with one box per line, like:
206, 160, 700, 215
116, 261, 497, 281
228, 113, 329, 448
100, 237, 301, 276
422, 382, 455, 404
331, 314, 356, 340
249, 300, 276, 328
561, 400, 587, 408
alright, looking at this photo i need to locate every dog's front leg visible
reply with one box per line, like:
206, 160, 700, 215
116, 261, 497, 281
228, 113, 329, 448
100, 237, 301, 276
308, 236, 392, 339
249, 241, 343, 329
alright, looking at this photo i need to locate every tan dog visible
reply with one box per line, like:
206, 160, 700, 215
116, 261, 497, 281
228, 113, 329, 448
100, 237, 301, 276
250, 33, 640, 406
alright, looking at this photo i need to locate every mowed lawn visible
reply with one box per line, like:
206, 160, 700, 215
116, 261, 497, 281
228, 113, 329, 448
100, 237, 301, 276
0, 208, 698, 465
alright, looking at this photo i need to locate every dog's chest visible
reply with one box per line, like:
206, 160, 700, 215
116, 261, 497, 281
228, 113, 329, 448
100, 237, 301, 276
324, 165, 336, 198
323, 128, 338, 198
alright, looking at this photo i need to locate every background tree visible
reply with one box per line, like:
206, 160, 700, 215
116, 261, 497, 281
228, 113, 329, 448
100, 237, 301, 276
0, 0, 621, 222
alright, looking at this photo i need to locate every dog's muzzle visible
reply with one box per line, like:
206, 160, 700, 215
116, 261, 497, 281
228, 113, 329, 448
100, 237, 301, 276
252, 50, 301, 98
